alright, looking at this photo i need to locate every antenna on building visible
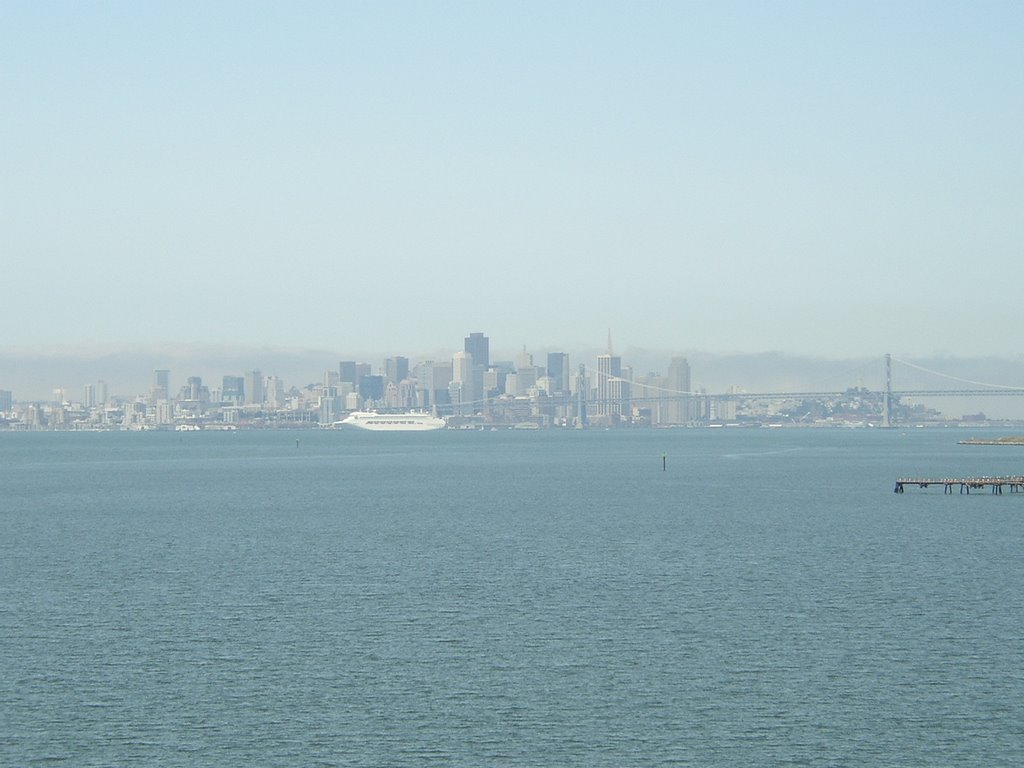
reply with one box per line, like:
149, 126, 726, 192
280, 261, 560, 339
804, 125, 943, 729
607, 329, 613, 356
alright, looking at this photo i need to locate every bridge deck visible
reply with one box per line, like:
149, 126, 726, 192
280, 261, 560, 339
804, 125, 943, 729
894, 476, 1024, 494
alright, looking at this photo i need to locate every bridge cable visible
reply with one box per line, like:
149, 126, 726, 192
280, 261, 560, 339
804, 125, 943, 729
890, 356, 1022, 391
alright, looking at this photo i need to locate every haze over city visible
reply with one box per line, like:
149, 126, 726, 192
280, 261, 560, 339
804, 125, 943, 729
3, 3, 1022, 373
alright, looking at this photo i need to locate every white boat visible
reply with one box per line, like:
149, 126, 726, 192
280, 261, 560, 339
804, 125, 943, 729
336, 411, 446, 432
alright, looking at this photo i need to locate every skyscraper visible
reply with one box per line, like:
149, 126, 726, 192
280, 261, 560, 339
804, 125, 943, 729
265, 376, 285, 409
339, 361, 357, 385
185, 376, 203, 401
547, 352, 570, 394
153, 369, 170, 401
222, 375, 245, 405
607, 375, 630, 418
414, 360, 434, 408
359, 375, 384, 402
464, 332, 489, 369
385, 356, 409, 386
667, 357, 692, 424
595, 352, 622, 417
451, 351, 474, 414
246, 370, 264, 405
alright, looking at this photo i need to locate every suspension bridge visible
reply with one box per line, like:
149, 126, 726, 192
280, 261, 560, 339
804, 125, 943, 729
597, 354, 1023, 417
442, 354, 1024, 425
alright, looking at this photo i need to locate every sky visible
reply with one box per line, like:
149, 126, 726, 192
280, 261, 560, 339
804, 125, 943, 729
2, 1, 1022, 361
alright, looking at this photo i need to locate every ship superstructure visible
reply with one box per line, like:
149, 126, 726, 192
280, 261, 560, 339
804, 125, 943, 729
337, 412, 446, 431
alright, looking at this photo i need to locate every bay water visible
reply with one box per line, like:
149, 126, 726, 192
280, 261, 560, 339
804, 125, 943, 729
2, 428, 1022, 766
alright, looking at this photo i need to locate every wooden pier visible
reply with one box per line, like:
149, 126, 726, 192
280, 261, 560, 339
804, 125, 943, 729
894, 476, 1024, 494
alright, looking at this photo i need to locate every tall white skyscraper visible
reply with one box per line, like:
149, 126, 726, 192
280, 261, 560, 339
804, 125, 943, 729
595, 353, 622, 417
451, 351, 474, 414
156, 400, 174, 425
265, 376, 285, 409
667, 357, 692, 424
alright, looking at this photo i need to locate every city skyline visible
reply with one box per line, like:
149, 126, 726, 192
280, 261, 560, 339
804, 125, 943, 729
3, 332, 1024, 421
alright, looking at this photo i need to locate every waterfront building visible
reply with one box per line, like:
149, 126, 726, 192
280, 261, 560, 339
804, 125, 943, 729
50, 405, 67, 429
319, 389, 341, 424
0, 389, 12, 412
124, 400, 145, 427
716, 386, 739, 422
25, 404, 42, 428
155, 399, 174, 425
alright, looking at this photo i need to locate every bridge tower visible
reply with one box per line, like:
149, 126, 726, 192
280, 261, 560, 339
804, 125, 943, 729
884, 353, 893, 427
576, 363, 588, 428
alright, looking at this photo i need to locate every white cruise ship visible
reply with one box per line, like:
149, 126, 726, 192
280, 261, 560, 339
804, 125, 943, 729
337, 411, 446, 432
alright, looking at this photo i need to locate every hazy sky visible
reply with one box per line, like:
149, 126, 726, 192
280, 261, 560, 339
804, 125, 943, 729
3, 1, 1022, 359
